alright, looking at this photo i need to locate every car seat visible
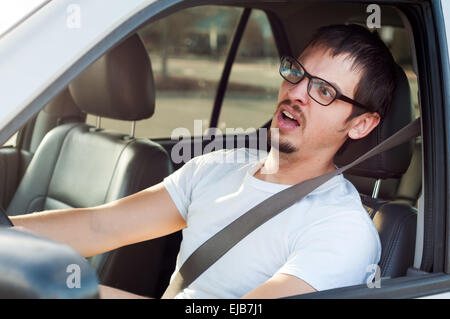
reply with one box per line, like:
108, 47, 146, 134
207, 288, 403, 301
334, 64, 418, 278
7, 34, 174, 297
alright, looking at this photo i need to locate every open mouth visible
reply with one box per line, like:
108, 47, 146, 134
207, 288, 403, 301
278, 110, 300, 129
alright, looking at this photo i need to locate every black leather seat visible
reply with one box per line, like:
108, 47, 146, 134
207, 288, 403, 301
334, 64, 418, 278
28, 88, 87, 154
372, 202, 417, 277
7, 34, 174, 297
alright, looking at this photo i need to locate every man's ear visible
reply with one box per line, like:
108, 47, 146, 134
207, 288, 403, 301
348, 112, 381, 140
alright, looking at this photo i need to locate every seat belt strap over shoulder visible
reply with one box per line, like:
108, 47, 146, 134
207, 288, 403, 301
162, 118, 421, 299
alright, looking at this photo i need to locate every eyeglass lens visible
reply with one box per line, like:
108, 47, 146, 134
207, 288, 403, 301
280, 57, 337, 106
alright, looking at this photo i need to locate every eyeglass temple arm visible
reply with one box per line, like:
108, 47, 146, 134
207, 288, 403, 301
337, 94, 368, 110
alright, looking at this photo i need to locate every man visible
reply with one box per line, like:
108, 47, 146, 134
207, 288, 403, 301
10, 24, 397, 299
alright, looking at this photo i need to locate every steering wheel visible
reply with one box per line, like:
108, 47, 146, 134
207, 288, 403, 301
0, 205, 13, 227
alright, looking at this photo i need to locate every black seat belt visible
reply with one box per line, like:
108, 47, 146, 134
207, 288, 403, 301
162, 118, 421, 299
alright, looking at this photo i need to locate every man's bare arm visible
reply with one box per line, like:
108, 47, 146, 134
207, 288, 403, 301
241, 273, 316, 299
10, 182, 186, 258
98, 284, 151, 299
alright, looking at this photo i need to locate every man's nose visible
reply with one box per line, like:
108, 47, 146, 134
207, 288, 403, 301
286, 78, 310, 105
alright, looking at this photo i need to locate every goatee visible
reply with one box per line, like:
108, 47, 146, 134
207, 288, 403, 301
267, 129, 297, 154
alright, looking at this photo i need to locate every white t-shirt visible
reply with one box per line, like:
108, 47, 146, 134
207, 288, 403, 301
163, 148, 381, 299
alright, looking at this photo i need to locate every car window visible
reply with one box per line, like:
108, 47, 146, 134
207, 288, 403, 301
85, 10, 420, 140
2, 132, 17, 147
378, 26, 420, 119
87, 6, 244, 138
218, 10, 281, 132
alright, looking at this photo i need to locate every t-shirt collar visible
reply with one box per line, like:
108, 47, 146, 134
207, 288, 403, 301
245, 156, 343, 195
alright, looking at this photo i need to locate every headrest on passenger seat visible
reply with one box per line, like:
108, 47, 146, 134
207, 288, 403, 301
43, 87, 85, 121
68, 34, 154, 121
334, 64, 415, 179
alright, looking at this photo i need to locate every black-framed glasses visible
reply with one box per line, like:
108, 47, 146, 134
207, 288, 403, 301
279, 56, 368, 110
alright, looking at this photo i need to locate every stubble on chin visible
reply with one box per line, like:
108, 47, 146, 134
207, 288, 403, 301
267, 129, 297, 154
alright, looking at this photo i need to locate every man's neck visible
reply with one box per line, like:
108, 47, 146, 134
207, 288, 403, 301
253, 149, 337, 185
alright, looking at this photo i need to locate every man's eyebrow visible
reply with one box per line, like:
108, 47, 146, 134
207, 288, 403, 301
299, 56, 346, 95
303, 63, 344, 93
315, 74, 343, 93
327, 80, 343, 93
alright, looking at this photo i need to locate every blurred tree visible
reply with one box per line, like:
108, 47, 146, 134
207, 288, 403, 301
139, 6, 241, 58
239, 17, 264, 58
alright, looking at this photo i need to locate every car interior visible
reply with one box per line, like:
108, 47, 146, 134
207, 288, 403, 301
0, 2, 423, 298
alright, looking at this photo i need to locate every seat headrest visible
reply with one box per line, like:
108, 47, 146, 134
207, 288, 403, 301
68, 34, 155, 121
334, 64, 415, 179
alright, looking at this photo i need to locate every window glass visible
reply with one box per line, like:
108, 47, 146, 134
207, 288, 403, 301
379, 26, 420, 119
218, 10, 281, 132
140, 6, 243, 138
2, 132, 17, 147
87, 6, 243, 138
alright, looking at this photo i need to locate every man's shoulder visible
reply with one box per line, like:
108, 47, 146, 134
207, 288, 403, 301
303, 174, 372, 226
308, 174, 361, 202
298, 186, 380, 255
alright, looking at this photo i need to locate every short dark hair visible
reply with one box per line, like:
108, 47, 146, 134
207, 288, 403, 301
304, 24, 397, 121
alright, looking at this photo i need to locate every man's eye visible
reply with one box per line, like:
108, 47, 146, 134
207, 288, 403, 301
319, 85, 332, 97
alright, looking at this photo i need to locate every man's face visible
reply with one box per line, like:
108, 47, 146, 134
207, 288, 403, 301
270, 46, 363, 159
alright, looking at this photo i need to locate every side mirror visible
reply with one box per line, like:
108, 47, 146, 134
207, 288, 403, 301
0, 228, 99, 298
